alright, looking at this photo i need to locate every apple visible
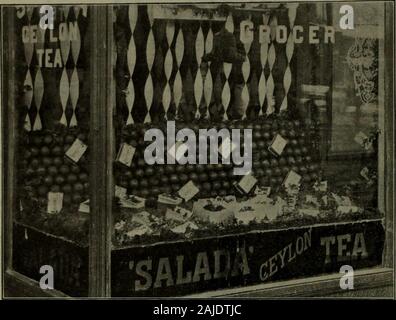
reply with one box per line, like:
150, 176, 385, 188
72, 194, 82, 204
222, 180, 231, 189
135, 169, 145, 178
63, 194, 72, 205
218, 171, 227, 180
269, 177, 278, 186
165, 165, 175, 174
47, 166, 58, 176
202, 182, 211, 192
32, 136, 43, 146
55, 175, 66, 185
24, 150, 32, 159
74, 183, 84, 192
261, 160, 270, 168
59, 165, 70, 175
274, 167, 283, 176
270, 159, 278, 167
70, 165, 80, 174
255, 168, 265, 177
25, 167, 35, 176
265, 168, 273, 177
30, 147, 40, 157
299, 166, 308, 174
44, 176, 53, 186
50, 185, 61, 193
179, 174, 189, 183
77, 133, 87, 142
175, 165, 185, 174
38, 185, 48, 196
209, 171, 218, 181
67, 174, 78, 183
282, 166, 290, 175
43, 134, 53, 145
36, 166, 46, 175
129, 179, 139, 188
145, 167, 155, 176
51, 146, 62, 156
198, 172, 209, 182
42, 157, 52, 166
293, 148, 302, 156
288, 157, 296, 165
276, 177, 284, 185
189, 172, 199, 182
140, 179, 149, 188
149, 177, 159, 186
170, 174, 179, 183
65, 134, 75, 144
53, 157, 63, 166
259, 176, 269, 186
63, 144, 71, 153
160, 175, 169, 184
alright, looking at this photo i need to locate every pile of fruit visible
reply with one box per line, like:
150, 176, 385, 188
18, 129, 90, 214
114, 117, 321, 200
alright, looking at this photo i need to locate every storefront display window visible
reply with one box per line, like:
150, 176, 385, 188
2, 2, 394, 298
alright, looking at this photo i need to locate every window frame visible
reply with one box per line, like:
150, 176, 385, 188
2, 3, 394, 298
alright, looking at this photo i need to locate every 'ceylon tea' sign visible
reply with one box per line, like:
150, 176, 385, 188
111, 219, 384, 297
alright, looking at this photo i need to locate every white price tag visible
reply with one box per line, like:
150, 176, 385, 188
166, 206, 193, 222
255, 187, 271, 196
283, 170, 302, 188
219, 136, 237, 159
65, 139, 87, 163
171, 221, 199, 234
299, 208, 320, 217
115, 185, 127, 199
331, 193, 342, 205
341, 196, 352, 206
178, 181, 200, 202
337, 206, 359, 214
78, 200, 90, 213
354, 131, 370, 149
47, 192, 63, 214
269, 134, 287, 156
116, 143, 136, 167
237, 173, 257, 194
313, 181, 328, 192
360, 167, 370, 181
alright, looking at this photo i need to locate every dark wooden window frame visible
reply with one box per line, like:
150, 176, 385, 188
2, 4, 394, 298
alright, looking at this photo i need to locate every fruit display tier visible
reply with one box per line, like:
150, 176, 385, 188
18, 128, 90, 216
114, 117, 321, 199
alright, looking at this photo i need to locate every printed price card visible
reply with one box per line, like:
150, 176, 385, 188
354, 131, 371, 149
116, 143, 136, 167
79, 200, 90, 213
269, 134, 288, 156
115, 185, 127, 199
178, 181, 200, 202
314, 181, 328, 192
360, 167, 370, 181
283, 170, 302, 188
47, 192, 63, 214
65, 139, 87, 163
255, 186, 271, 196
219, 136, 237, 159
237, 173, 258, 194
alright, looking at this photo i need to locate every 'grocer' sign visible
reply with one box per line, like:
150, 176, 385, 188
111, 220, 384, 297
